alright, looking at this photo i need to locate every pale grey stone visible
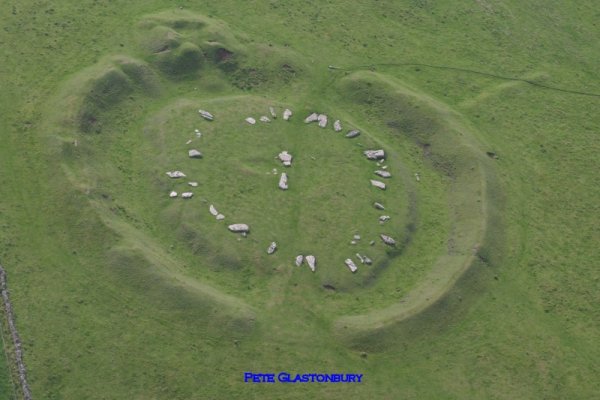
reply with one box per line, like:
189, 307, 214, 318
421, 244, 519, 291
283, 109, 293, 121
209, 205, 219, 216
380, 234, 396, 246
279, 173, 288, 190
317, 114, 328, 128
370, 180, 386, 190
379, 215, 391, 222
169, 191, 178, 198
374, 202, 385, 210
345, 258, 358, 273
189, 149, 203, 158
198, 109, 214, 120
166, 171, 186, 178
415, 172, 421, 182
363, 256, 373, 265
188, 182, 198, 187
364, 149, 385, 160
216, 214, 225, 220
370, 240, 375, 246
295, 255, 304, 267
353, 234, 361, 240
346, 130, 360, 138
245, 117, 256, 125
181, 192, 193, 199
269, 107, 277, 118
267, 242, 277, 254
356, 253, 364, 263
228, 224, 250, 233
306, 255, 316, 272
278, 151, 293, 167
260, 116, 271, 123
375, 170, 391, 178
333, 120, 342, 132
304, 113, 318, 123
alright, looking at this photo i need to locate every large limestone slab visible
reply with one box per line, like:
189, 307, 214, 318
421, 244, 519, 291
188, 149, 203, 158
228, 224, 249, 233
209, 205, 219, 216
333, 120, 342, 132
370, 180, 386, 190
166, 171, 186, 178
375, 170, 391, 178
317, 114, 328, 128
267, 242, 277, 254
279, 173, 288, 190
181, 192, 193, 199
380, 234, 396, 246
306, 255, 316, 272
283, 109, 292, 121
278, 151, 293, 167
245, 117, 256, 125
304, 113, 318, 123
346, 130, 360, 138
344, 258, 358, 273
364, 149, 385, 160
295, 255, 304, 267
198, 109, 214, 121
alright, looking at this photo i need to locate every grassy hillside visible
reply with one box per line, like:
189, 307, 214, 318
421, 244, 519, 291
0, 1, 598, 399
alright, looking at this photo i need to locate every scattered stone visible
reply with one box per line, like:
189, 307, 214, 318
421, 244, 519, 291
333, 120, 342, 132
370, 180, 386, 190
381, 165, 388, 170
353, 234, 361, 241
216, 214, 225, 220
283, 109, 292, 121
166, 171, 186, 178
415, 172, 420, 182
267, 242, 277, 254
278, 151, 293, 167
380, 234, 396, 246
370, 240, 375, 246
374, 202, 385, 210
295, 255, 304, 267
188, 182, 198, 187
198, 109, 214, 121
209, 205, 219, 216
181, 192, 193, 199
169, 191, 178, 198
188, 149, 203, 158
305, 255, 316, 272
228, 224, 250, 233
351, 240, 357, 245
317, 114, 328, 128
358, 254, 373, 265
245, 117, 256, 125
195, 130, 202, 138
260, 116, 271, 123
375, 170, 391, 178
364, 149, 385, 160
186, 139, 192, 145
379, 215, 391, 222
304, 113, 318, 123
269, 107, 277, 119
344, 258, 358, 273
272, 168, 278, 175
279, 173, 288, 190
346, 129, 360, 138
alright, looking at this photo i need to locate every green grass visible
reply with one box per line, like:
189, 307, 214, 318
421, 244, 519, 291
1, 1, 599, 399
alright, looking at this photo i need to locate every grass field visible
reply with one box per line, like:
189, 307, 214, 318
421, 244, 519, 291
1, 1, 599, 399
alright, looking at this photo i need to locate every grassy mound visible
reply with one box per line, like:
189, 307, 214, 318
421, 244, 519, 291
330, 71, 502, 346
